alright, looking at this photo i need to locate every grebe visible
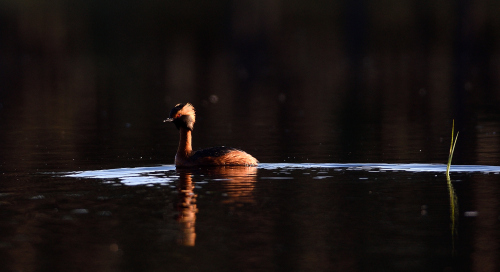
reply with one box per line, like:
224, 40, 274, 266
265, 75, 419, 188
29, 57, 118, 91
164, 103, 258, 167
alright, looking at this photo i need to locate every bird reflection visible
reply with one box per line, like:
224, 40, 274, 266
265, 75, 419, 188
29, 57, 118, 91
175, 167, 258, 246
175, 170, 198, 246
200, 166, 258, 204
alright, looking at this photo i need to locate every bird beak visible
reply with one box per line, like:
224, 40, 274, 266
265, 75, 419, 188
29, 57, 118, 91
163, 118, 173, 123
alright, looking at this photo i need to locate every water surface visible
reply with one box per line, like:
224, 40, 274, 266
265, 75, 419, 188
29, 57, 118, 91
1, 163, 499, 271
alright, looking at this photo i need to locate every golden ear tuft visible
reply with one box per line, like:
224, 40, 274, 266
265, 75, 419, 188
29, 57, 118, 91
180, 103, 196, 123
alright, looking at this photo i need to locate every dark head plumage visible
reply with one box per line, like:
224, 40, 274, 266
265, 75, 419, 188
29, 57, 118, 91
164, 103, 196, 130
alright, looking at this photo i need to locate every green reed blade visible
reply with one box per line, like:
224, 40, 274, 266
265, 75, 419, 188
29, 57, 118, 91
446, 120, 458, 178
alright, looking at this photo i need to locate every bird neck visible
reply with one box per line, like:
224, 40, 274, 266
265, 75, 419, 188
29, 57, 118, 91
177, 127, 193, 159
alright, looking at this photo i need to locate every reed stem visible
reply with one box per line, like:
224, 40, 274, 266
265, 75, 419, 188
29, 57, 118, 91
446, 120, 459, 178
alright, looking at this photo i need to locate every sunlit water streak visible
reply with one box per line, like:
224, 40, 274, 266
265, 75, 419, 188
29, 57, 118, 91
262, 163, 500, 173
65, 165, 177, 185
63, 163, 500, 186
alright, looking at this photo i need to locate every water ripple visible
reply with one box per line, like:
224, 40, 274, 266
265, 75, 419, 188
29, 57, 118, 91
258, 163, 500, 173
63, 163, 500, 186
65, 165, 177, 185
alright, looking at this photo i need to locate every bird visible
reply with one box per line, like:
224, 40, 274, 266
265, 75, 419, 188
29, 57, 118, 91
164, 103, 258, 167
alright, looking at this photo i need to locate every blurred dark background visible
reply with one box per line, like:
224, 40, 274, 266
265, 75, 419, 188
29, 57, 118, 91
1, 0, 500, 171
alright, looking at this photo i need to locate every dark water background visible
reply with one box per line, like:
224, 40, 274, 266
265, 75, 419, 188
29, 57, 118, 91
1, 1, 500, 271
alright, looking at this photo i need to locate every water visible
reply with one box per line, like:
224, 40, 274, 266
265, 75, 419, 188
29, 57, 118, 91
2, 1, 500, 271
0, 163, 498, 271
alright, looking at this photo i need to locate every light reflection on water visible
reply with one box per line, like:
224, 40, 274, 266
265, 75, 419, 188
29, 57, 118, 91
66, 165, 177, 185
64, 163, 500, 185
